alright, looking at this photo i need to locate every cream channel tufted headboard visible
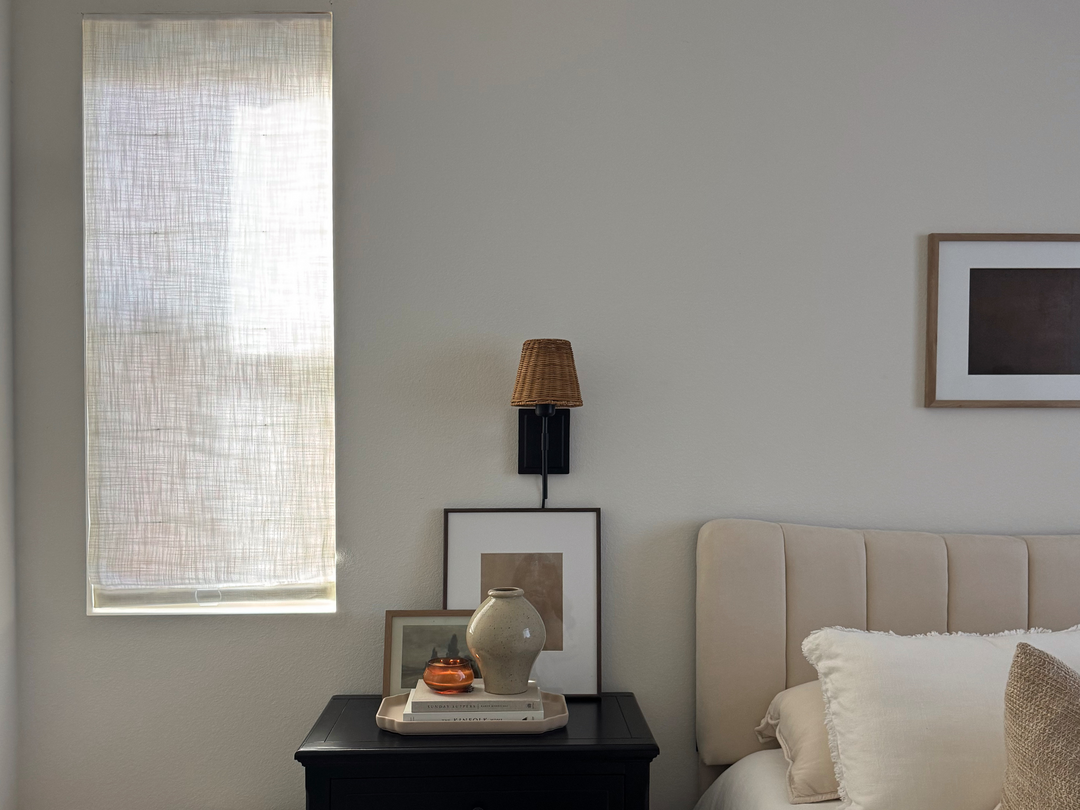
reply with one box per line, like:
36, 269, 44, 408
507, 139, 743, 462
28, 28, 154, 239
695, 519, 1080, 766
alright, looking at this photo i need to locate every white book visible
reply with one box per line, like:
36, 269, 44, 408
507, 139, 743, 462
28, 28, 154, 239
403, 687, 544, 722
402, 710, 545, 722
408, 679, 543, 713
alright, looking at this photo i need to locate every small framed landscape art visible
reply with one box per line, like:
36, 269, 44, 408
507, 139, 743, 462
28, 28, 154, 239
382, 610, 478, 696
443, 508, 601, 695
926, 234, 1080, 407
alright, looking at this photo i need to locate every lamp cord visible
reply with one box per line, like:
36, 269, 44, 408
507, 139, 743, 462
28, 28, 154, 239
541, 413, 549, 509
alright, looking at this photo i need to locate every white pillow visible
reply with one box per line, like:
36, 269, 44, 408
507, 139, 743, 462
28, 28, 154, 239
801, 625, 1080, 810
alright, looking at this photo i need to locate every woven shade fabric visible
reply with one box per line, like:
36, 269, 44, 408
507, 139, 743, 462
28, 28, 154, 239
83, 14, 335, 613
511, 339, 583, 408
1000, 643, 1080, 810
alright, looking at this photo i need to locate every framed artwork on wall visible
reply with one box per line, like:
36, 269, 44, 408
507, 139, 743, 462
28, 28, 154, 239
926, 233, 1080, 407
383, 609, 477, 696
443, 508, 601, 695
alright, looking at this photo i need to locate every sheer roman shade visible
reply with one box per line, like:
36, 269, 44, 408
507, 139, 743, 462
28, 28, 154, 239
84, 14, 335, 614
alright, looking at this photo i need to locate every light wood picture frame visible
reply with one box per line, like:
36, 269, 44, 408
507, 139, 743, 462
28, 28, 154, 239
382, 609, 476, 697
926, 233, 1080, 407
443, 508, 602, 695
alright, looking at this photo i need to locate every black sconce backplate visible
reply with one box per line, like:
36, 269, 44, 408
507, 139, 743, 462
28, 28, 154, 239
517, 408, 570, 475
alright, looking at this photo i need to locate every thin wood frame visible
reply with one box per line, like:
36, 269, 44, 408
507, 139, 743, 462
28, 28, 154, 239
926, 233, 1080, 407
443, 508, 602, 695
382, 609, 475, 697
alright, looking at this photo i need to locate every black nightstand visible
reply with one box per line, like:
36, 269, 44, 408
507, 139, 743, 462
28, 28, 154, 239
295, 692, 659, 810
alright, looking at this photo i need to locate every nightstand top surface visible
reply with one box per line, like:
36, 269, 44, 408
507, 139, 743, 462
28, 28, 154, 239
295, 692, 658, 763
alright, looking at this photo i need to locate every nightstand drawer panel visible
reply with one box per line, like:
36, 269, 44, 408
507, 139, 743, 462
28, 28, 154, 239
331, 774, 622, 810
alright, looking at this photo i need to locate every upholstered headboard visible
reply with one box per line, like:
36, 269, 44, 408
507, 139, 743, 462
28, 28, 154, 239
695, 519, 1080, 766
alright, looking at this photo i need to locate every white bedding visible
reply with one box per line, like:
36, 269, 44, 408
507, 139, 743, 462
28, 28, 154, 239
694, 750, 842, 810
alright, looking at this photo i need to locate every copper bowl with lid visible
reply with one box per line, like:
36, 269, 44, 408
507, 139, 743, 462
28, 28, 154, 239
422, 657, 475, 694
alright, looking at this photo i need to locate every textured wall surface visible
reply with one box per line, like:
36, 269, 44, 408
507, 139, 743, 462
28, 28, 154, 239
0, 0, 14, 805
0, 0, 13, 804
13, 1, 1080, 808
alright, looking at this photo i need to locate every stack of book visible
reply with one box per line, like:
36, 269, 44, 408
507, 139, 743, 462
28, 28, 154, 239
403, 679, 544, 722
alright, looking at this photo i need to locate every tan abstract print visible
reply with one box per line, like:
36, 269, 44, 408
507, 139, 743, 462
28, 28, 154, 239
480, 552, 564, 651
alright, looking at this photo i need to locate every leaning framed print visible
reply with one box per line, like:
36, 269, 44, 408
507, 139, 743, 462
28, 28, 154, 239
443, 508, 601, 695
383, 609, 478, 696
926, 233, 1080, 407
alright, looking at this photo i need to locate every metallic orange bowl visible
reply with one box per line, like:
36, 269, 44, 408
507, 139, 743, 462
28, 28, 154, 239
422, 657, 475, 694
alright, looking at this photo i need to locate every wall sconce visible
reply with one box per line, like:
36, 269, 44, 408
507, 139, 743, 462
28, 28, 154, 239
511, 339, 582, 508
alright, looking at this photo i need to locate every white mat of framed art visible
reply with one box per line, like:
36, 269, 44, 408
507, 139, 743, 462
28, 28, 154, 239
443, 508, 601, 695
928, 234, 1080, 406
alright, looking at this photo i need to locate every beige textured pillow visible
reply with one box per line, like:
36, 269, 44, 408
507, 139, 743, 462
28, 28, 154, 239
1000, 643, 1080, 810
755, 681, 840, 804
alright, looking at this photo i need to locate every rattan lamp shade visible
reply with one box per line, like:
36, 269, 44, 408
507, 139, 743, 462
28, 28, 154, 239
511, 339, 583, 408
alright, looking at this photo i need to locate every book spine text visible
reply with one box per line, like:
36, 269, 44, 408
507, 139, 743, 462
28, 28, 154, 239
402, 711, 544, 722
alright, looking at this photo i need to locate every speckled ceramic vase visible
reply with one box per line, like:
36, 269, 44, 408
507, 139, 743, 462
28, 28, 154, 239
466, 587, 547, 695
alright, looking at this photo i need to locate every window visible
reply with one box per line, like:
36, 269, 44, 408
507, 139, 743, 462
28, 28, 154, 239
83, 14, 335, 614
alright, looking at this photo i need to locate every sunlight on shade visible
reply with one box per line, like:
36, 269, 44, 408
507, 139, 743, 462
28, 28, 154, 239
83, 14, 335, 614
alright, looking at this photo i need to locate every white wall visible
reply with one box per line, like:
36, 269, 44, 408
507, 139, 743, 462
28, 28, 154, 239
0, 0, 13, 806
13, 1, 1080, 808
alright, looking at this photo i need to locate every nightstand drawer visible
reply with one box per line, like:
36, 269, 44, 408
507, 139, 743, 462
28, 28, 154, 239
330, 774, 622, 810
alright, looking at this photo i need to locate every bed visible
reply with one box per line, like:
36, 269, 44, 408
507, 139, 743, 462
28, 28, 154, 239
693, 519, 1080, 809
697, 749, 842, 810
